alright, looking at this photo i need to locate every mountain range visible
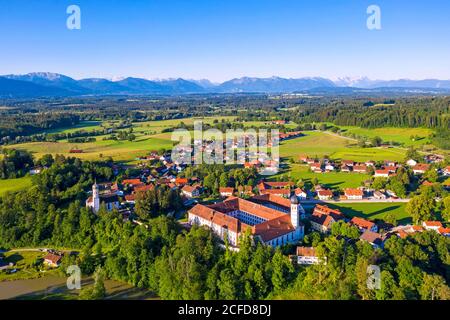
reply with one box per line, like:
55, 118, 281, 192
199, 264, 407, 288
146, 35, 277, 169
1, 72, 450, 98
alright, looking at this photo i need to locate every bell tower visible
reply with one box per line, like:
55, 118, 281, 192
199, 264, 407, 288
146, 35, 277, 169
92, 181, 100, 213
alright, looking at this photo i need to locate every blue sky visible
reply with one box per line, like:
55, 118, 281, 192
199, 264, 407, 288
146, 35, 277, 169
0, 0, 449, 81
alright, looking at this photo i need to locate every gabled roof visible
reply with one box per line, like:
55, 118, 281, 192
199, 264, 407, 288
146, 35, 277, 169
44, 253, 62, 265
350, 216, 375, 230
219, 187, 234, 194
345, 188, 364, 196
360, 230, 383, 245
413, 163, 430, 171
296, 246, 318, 257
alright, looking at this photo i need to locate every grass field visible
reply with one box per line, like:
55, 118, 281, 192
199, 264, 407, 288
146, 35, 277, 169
274, 163, 370, 189
0, 176, 33, 196
337, 126, 433, 147
325, 202, 410, 224
2, 117, 431, 165
280, 131, 407, 162
4, 116, 236, 162
0, 251, 55, 282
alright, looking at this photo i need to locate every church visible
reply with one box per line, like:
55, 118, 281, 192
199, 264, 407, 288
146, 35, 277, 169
86, 182, 120, 213
188, 193, 305, 247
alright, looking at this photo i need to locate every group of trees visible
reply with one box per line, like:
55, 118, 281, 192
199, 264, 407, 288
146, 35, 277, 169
0, 149, 34, 179
134, 185, 183, 220
0, 112, 80, 143
180, 164, 258, 196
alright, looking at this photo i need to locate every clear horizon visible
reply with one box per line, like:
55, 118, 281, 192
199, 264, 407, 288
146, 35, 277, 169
1, 0, 449, 82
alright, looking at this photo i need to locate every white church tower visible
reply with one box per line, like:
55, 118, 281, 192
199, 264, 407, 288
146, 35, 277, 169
92, 181, 100, 213
290, 194, 305, 228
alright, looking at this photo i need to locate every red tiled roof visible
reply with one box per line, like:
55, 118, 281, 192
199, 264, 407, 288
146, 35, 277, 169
134, 184, 154, 192
423, 221, 443, 228
219, 187, 234, 194
252, 215, 295, 242
345, 188, 364, 196
175, 178, 188, 185
182, 185, 199, 193
260, 188, 291, 196
375, 169, 390, 175
360, 231, 383, 244
413, 164, 430, 171
317, 189, 333, 196
296, 247, 317, 257
350, 217, 375, 230
122, 179, 142, 185
353, 165, 367, 172
44, 253, 62, 265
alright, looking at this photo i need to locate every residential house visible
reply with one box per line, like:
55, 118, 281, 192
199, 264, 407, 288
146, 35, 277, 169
317, 189, 333, 200
295, 188, 308, 200
373, 191, 387, 200
344, 188, 364, 200
342, 160, 355, 167
422, 221, 443, 231
374, 169, 390, 178
310, 163, 323, 173
444, 166, 450, 176
182, 185, 201, 198
258, 181, 293, 198
350, 217, 378, 232
219, 187, 234, 197
353, 165, 367, 173
365, 161, 375, 167
44, 253, 63, 267
310, 205, 345, 233
360, 231, 384, 248
413, 164, 430, 175
295, 247, 323, 265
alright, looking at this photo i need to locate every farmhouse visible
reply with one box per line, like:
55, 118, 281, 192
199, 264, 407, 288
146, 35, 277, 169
188, 195, 305, 247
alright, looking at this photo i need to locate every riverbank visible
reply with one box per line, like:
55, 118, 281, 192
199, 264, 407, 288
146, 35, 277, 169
0, 275, 157, 300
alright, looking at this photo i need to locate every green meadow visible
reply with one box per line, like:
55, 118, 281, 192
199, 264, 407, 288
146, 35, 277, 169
280, 131, 407, 162
275, 163, 370, 189
337, 126, 434, 147
326, 202, 410, 224
0, 177, 33, 196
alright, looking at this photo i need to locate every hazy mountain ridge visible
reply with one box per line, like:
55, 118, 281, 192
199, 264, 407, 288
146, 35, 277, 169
1, 72, 450, 97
